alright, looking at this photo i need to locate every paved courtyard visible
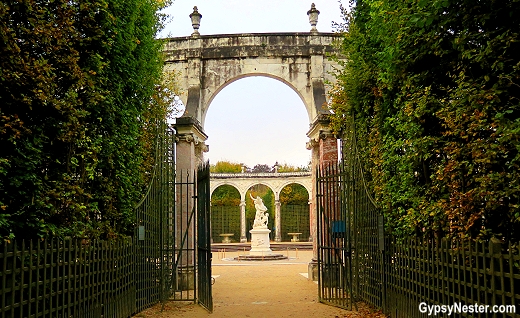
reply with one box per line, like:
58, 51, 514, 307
133, 249, 385, 318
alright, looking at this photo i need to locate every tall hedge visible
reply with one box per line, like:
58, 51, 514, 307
330, 0, 520, 243
0, 0, 172, 240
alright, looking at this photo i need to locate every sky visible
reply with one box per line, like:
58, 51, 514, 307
160, 1, 345, 168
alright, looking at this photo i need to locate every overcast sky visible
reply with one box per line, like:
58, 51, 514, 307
160, 1, 345, 168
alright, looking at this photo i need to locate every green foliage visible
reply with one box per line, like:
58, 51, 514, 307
279, 184, 309, 205
211, 185, 240, 206
210, 161, 243, 173
210, 185, 241, 241
0, 0, 172, 240
331, 0, 520, 243
210, 161, 311, 174
277, 163, 311, 172
211, 206, 241, 242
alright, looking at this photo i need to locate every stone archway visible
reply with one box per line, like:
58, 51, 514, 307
164, 33, 340, 126
210, 172, 312, 243
167, 7, 342, 280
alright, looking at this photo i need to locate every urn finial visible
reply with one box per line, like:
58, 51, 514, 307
307, 3, 320, 33
189, 6, 202, 37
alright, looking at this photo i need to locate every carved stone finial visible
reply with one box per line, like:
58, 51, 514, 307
189, 6, 202, 37
307, 3, 320, 33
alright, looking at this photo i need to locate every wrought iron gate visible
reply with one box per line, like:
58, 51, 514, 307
134, 122, 176, 312
134, 122, 213, 313
317, 161, 353, 309
196, 163, 213, 312
317, 118, 384, 310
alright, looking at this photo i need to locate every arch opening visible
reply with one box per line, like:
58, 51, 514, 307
211, 185, 241, 243
246, 184, 275, 241
202, 73, 312, 126
203, 76, 311, 169
280, 183, 310, 242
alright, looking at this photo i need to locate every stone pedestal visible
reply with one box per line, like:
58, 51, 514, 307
249, 228, 272, 256
308, 259, 318, 282
176, 266, 195, 290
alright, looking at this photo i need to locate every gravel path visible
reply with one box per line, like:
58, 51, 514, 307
133, 250, 386, 318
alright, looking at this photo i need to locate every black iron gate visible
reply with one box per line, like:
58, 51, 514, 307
134, 122, 176, 312
317, 118, 384, 310
196, 163, 213, 312
317, 162, 353, 309
134, 122, 213, 313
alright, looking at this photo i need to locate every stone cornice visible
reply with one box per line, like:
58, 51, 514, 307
306, 114, 335, 142
174, 117, 208, 144
211, 172, 311, 179
163, 33, 343, 62
209, 171, 313, 202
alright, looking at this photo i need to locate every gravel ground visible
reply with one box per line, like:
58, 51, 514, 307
133, 249, 386, 318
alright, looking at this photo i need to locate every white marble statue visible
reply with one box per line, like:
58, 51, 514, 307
250, 193, 269, 229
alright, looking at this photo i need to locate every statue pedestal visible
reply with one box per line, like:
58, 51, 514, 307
249, 228, 272, 256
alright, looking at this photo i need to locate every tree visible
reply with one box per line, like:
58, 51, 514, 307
211, 185, 240, 206
277, 163, 311, 173
279, 184, 309, 205
210, 161, 243, 173
0, 0, 172, 240
251, 164, 272, 173
330, 0, 520, 243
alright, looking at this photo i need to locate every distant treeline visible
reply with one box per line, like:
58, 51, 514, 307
210, 161, 310, 173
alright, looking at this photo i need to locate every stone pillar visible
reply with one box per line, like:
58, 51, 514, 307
274, 199, 281, 242
308, 200, 312, 241
175, 117, 208, 169
174, 116, 207, 289
306, 114, 338, 281
306, 138, 320, 281
240, 200, 247, 242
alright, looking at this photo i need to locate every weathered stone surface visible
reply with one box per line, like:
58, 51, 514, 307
163, 33, 341, 125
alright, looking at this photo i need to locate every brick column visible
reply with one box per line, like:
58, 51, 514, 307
306, 114, 338, 281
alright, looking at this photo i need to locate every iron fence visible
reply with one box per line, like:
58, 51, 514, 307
318, 160, 520, 318
317, 113, 382, 311
317, 114, 520, 317
210, 206, 241, 243
381, 238, 520, 318
0, 238, 135, 318
281, 204, 310, 242
0, 122, 213, 317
